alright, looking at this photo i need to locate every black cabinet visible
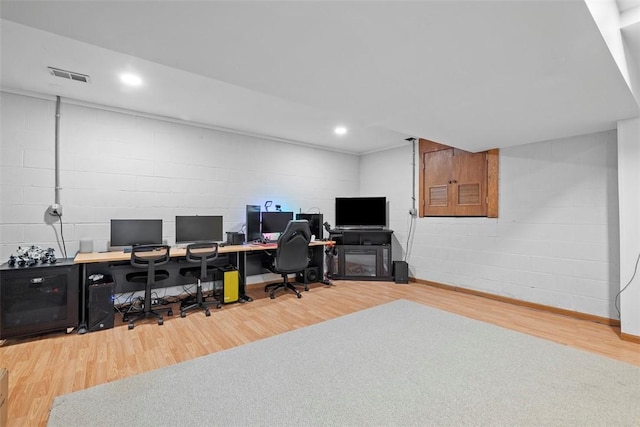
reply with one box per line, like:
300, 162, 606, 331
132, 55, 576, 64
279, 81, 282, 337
328, 229, 393, 281
1, 260, 79, 340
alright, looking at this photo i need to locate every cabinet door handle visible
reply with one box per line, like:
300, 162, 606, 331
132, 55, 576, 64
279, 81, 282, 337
30, 277, 45, 287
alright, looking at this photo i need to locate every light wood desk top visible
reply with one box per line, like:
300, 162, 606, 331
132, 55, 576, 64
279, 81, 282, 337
74, 240, 333, 264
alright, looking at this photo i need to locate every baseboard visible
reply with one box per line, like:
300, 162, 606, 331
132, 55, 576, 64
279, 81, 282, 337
410, 277, 621, 327
620, 332, 640, 344
247, 275, 633, 335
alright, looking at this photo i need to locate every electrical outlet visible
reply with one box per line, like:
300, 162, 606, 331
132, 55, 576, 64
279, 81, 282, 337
48, 203, 62, 216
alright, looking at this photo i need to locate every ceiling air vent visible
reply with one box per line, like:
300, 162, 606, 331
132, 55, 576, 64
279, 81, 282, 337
48, 67, 90, 83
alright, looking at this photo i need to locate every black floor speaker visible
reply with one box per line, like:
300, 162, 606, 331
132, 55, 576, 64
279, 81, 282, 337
296, 266, 320, 284
87, 282, 115, 332
393, 261, 409, 284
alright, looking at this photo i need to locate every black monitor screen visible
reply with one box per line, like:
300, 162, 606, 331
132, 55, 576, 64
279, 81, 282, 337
175, 215, 223, 244
335, 197, 387, 228
261, 211, 293, 233
110, 219, 163, 247
246, 205, 261, 242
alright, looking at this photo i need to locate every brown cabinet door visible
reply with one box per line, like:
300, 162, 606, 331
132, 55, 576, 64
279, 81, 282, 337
422, 148, 487, 216
423, 149, 453, 216
451, 150, 487, 216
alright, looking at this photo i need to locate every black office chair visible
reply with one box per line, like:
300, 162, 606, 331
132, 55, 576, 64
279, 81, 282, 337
179, 241, 222, 317
124, 244, 173, 329
265, 220, 312, 299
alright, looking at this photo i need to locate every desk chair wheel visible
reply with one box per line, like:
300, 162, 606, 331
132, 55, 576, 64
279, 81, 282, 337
304, 285, 309, 291
269, 293, 275, 300
167, 309, 173, 316
180, 310, 187, 318
128, 321, 134, 330
297, 293, 302, 299
205, 308, 211, 316
158, 317, 163, 326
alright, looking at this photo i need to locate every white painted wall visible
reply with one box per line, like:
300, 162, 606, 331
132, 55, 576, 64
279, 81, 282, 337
362, 131, 621, 320
0, 92, 358, 263
0, 91, 632, 329
617, 117, 640, 336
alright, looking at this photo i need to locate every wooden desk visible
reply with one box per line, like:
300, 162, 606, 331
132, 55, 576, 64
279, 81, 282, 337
74, 241, 330, 264
73, 241, 333, 333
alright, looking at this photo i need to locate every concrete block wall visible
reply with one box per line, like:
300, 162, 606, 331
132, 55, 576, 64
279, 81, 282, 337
0, 92, 359, 261
1, 91, 625, 321
361, 131, 620, 319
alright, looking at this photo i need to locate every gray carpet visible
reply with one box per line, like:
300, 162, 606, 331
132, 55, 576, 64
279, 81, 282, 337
48, 300, 640, 426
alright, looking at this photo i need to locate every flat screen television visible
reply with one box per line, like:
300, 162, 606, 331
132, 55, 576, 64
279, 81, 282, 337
110, 219, 163, 248
245, 205, 261, 242
261, 211, 293, 234
335, 197, 387, 229
175, 215, 223, 244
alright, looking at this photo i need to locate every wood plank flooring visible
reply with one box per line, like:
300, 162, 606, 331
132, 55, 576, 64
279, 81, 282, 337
2, 280, 639, 427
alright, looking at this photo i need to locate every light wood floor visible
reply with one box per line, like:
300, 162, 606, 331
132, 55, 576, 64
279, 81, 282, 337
2, 280, 639, 427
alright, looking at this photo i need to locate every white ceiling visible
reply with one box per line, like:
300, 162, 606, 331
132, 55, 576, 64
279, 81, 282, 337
1, 0, 639, 154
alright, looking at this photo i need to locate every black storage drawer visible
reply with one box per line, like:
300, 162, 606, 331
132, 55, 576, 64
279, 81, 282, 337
1, 260, 79, 340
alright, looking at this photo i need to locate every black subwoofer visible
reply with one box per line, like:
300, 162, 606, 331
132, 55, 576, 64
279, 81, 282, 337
393, 261, 409, 284
87, 282, 114, 332
296, 266, 320, 284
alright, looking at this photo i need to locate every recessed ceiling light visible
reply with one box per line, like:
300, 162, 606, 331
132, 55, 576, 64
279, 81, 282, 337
120, 73, 142, 86
334, 126, 347, 135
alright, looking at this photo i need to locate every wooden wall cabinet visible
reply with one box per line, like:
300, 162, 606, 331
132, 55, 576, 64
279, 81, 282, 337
419, 139, 499, 217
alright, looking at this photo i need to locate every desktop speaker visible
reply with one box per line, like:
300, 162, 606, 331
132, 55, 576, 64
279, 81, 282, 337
79, 239, 93, 253
87, 281, 114, 332
296, 266, 320, 284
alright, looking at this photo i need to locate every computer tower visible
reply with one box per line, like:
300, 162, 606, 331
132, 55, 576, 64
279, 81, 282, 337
296, 266, 320, 284
87, 282, 114, 332
219, 266, 239, 304
226, 231, 245, 245
295, 213, 323, 240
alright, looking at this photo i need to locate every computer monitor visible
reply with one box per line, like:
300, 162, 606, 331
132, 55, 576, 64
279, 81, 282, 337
175, 215, 223, 244
261, 211, 294, 234
110, 219, 163, 248
335, 197, 387, 228
246, 205, 261, 242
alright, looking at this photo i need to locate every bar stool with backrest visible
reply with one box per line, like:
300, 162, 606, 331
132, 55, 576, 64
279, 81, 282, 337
124, 244, 173, 329
179, 241, 222, 317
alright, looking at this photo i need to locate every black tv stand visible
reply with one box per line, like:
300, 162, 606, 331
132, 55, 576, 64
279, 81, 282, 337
328, 228, 393, 281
